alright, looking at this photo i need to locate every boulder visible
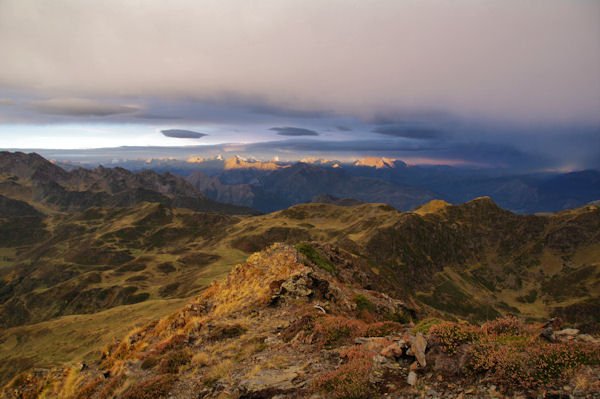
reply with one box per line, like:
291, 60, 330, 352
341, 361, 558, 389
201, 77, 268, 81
556, 328, 579, 340
380, 340, 407, 358
407, 371, 417, 386
239, 366, 302, 393
407, 333, 427, 367
540, 327, 556, 343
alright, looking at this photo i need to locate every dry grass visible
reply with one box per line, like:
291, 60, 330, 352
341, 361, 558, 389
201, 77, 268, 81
191, 351, 213, 367
203, 359, 234, 386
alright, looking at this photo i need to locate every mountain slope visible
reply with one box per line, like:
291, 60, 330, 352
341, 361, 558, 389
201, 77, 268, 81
0, 152, 257, 215
4, 243, 598, 398
185, 161, 437, 212
187, 171, 289, 213
0, 197, 599, 386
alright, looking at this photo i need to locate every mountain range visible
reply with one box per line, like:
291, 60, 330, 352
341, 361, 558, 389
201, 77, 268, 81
0, 151, 598, 396
100, 155, 600, 214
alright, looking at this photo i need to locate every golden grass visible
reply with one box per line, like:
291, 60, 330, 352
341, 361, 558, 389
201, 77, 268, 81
191, 351, 213, 367
0, 298, 187, 384
413, 199, 451, 215
203, 359, 234, 386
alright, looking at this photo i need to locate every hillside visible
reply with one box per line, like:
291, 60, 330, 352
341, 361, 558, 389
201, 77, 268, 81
3, 244, 599, 398
102, 155, 600, 214
0, 152, 257, 215
1, 195, 599, 388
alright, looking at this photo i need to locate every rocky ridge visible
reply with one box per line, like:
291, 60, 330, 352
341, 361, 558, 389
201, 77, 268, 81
3, 244, 598, 399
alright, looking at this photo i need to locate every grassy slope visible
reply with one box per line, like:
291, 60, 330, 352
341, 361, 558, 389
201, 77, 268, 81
0, 298, 187, 384
0, 199, 598, 384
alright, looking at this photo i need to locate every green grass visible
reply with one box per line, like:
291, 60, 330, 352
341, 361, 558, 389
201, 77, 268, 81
354, 294, 374, 313
295, 242, 335, 273
0, 248, 16, 270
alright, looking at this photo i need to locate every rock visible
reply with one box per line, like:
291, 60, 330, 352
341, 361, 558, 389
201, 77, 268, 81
264, 336, 282, 345
556, 328, 579, 339
380, 341, 405, 358
456, 344, 473, 373
355, 337, 389, 353
239, 366, 301, 392
431, 344, 472, 377
540, 327, 556, 342
407, 371, 417, 386
433, 353, 457, 376
576, 334, 600, 344
542, 317, 563, 330
410, 333, 427, 367
370, 354, 404, 384
280, 275, 313, 297
271, 272, 334, 305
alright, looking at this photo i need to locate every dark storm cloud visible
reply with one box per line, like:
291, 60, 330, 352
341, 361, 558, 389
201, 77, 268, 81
269, 127, 319, 136
245, 138, 553, 170
2, 1, 598, 124
27, 98, 139, 116
161, 129, 207, 139
15, 134, 572, 171
337, 125, 352, 131
372, 125, 443, 139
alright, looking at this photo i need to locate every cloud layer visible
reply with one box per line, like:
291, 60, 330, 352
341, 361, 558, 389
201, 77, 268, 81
372, 125, 442, 139
0, 0, 598, 124
269, 127, 319, 136
26, 98, 138, 116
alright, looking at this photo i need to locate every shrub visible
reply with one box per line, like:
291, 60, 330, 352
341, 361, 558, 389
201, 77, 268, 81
384, 310, 412, 324
97, 374, 125, 399
281, 314, 315, 342
8, 372, 31, 388
157, 262, 176, 274
312, 347, 376, 399
469, 340, 600, 388
158, 350, 192, 374
154, 334, 186, 354
208, 323, 247, 341
202, 359, 234, 387
354, 294, 374, 313
413, 317, 444, 335
516, 289, 537, 303
364, 321, 403, 337
295, 243, 335, 273
482, 315, 523, 336
357, 309, 375, 323
191, 351, 213, 367
428, 321, 481, 354
121, 375, 177, 399
74, 377, 103, 399
141, 355, 160, 370
314, 316, 367, 348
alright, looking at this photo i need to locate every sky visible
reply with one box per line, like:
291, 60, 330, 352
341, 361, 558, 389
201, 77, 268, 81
0, 0, 599, 170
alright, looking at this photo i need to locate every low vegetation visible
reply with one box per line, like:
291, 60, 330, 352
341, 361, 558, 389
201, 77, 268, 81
312, 346, 376, 399
295, 242, 335, 273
